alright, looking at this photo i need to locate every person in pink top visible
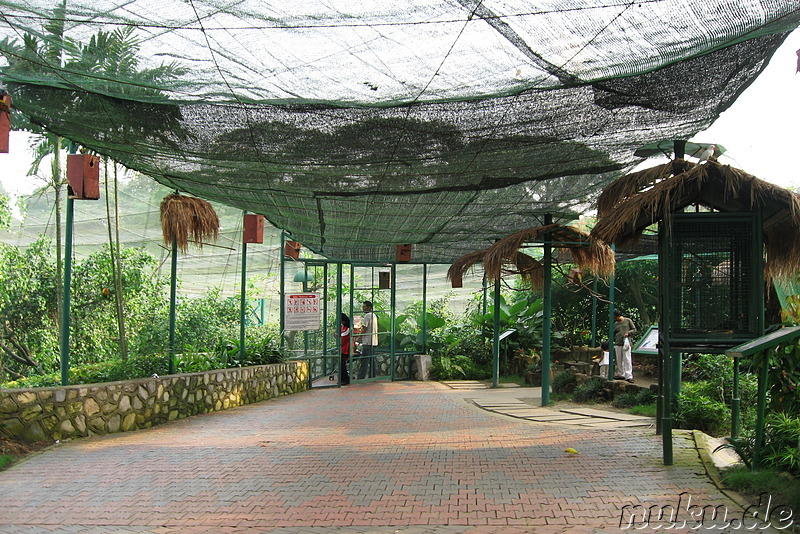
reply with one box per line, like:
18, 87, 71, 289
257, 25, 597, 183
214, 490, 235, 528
340, 313, 351, 385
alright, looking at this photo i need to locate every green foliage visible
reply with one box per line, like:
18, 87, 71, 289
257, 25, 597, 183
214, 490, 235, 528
431, 355, 465, 380
131, 288, 238, 357
552, 370, 577, 394
573, 376, 607, 403
612, 388, 655, 408
1, 353, 169, 388
760, 412, 800, 477
721, 466, 800, 517
0, 193, 11, 229
756, 340, 800, 414
0, 455, 13, 470
431, 354, 489, 380
175, 352, 220, 373
630, 403, 657, 417
674, 382, 731, 436
392, 305, 448, 353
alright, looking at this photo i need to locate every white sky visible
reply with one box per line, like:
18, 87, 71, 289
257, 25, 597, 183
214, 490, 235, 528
1, 29, 798, 197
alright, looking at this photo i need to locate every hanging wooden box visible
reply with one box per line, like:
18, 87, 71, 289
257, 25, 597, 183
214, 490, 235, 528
0, 93, 10, 153
284, 240, 301, 259
243, 214, 265, 243
451, 273, 463, 288
396, 244, 412, 262
66, 154, 100, 200
378, 271, 391, 289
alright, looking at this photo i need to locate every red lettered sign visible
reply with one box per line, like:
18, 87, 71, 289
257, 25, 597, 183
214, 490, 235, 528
285, 293, 321, 331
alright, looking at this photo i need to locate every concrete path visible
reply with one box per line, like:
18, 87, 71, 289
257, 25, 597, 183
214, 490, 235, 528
0, 381, 780, 533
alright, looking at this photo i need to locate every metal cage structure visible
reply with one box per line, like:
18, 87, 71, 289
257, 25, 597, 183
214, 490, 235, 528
661, 212, 764, 350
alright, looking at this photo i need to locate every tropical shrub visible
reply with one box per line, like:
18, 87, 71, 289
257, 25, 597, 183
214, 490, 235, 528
612, 387, 655, 408
674, 382, 731, 436
552, 370, 577, 394
573, 377, 607, 403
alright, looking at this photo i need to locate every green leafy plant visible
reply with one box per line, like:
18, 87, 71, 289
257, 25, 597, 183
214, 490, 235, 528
674, 382, 731, 436
431, 355, 465, 380
552, 370, 577, 394
573, 376, 607, 403
612, 387, 656, 408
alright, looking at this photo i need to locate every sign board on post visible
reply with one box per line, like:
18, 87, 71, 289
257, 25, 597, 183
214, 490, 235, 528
632, 325, 659, 355
285, 293, 321, 331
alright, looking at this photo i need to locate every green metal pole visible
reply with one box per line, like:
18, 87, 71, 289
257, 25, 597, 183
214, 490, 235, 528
541, 215, 553, 406
672, 352, 682, 396
753, 353, 769, 471
390, 263, 397, 381
662, 341, 673, 465
59, 197, 75, 386
303, 263, 309, 357
323, 263, 329, 359
590, 277, 598, 347
239, 213, 247, 362
492, 277, 501, 388
731, 356, 741, 439
422, 264, 428, 353
658, 222, 672, 464
168, 236, 177, 375
482, 275, 488, 316
336, 263, 343, 386
608, 244, 616, 379
279, 232, 286, 350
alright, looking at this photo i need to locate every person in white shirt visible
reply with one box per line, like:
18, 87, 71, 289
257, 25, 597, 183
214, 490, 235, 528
356, 300, 378, 379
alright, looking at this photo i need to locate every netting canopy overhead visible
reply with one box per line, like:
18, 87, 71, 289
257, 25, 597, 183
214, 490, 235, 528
1, 2, 798, 263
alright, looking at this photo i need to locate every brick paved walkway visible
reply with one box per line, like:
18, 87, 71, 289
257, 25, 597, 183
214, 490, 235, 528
0, 381, 778, 533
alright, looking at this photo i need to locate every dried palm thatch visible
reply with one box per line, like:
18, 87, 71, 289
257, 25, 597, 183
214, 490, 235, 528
160, 193, 220, 254
591, 161, 800, 281
447, 248, 488, 284
596, 159, 694, 217
483, 224, 615, 282
448, 224, 614, 288
447, 247, 546, 289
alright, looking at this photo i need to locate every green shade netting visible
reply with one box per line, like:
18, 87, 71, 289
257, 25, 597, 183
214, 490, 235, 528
1, 1, 798, 263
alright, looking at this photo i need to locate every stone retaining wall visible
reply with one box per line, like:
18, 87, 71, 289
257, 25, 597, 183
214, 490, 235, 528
0, 361, 309, 443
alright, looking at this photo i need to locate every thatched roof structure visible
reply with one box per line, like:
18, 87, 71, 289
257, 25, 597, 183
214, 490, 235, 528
447, 224, 615, 287
591, 159, 800, 281
160, 193, 220, 254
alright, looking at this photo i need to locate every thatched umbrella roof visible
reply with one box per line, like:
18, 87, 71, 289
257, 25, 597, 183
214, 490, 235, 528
591, 159, 800, 281
447, 224, 614, 287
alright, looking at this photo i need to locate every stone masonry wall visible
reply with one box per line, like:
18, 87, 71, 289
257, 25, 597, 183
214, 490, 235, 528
0, 361, 309, 443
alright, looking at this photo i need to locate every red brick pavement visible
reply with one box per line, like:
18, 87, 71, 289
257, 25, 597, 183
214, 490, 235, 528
0, 381, 780, 533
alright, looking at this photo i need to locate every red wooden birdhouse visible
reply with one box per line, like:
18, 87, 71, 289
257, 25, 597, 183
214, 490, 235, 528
284, 240, 301, 259
396, 244, 412, 262
243, 214, 265, 243
66, 154, 100, 200
0, 92, 11, 153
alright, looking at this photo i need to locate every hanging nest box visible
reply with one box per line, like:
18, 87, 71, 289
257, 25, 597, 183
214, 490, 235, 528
448, 224, 614, 289
160, 193, 219, 254
591, 159, 800, 282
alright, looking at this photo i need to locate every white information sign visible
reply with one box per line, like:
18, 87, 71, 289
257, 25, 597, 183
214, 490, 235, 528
632, 325, 659, 355
285, 293, 321, 331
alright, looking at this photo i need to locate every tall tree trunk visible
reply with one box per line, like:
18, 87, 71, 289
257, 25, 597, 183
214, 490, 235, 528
53, 135, 63, 334
104, 160, 128, 359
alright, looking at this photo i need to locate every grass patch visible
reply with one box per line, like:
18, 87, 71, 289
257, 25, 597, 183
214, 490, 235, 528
499, 374, 525, 386
0, 454, 14, 470
721, 466, 800, 518
630, 403, 657, 417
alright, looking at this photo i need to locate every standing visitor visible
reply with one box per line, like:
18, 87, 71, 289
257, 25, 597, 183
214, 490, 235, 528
357, 301, 378, 379
613, 309, 636, 383
340, 313, 351, 385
